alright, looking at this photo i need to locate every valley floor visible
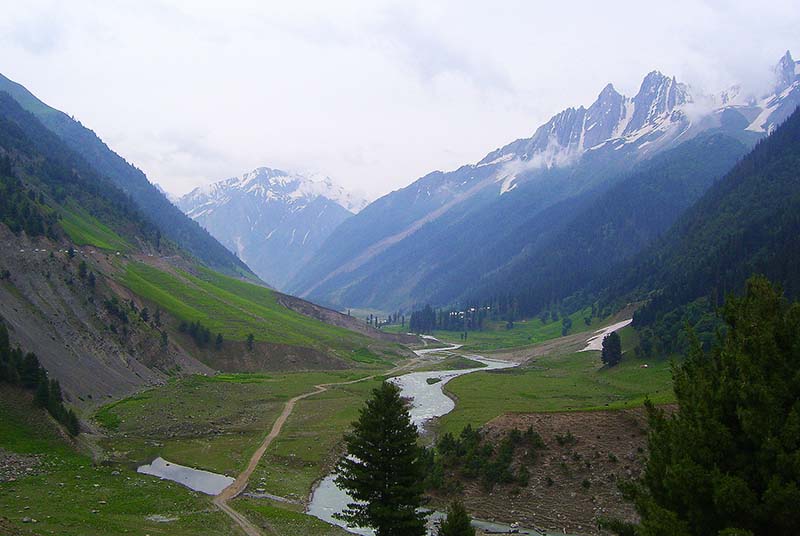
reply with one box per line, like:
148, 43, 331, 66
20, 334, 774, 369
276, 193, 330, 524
1, 315, 674, 536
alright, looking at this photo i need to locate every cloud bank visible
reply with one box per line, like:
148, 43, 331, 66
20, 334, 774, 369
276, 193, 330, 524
1, 0, 798, 198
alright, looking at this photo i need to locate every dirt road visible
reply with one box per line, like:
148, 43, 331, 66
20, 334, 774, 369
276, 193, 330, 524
213, 361, 418, 535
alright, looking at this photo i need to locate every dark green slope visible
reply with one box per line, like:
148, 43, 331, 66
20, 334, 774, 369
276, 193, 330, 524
616, 107, 800, 351
462, 133, 750, 316
0, 92, 152, 244
0, 73, 253, 278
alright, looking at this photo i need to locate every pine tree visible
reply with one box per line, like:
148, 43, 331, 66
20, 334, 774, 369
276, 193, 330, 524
246, 333, 254, 351
34, 374, 50, 407
66, 409, 80, 436
19, 352, 41, 388
438, 500, 475, 536
601, 331, 622, 367
335, 382, 427, 536
613, 276, 800, 535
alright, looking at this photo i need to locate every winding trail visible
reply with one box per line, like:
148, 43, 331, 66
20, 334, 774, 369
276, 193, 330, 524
213, 359, 421, 535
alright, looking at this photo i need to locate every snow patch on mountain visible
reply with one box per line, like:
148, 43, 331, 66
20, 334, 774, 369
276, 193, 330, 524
476, 52, 800, 197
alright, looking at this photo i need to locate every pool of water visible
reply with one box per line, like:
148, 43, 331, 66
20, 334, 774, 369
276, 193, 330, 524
137, 457, 234, 495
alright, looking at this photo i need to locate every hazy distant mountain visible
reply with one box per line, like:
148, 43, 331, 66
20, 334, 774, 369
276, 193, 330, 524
178, 167, 368, 288
287, 52, 800, 311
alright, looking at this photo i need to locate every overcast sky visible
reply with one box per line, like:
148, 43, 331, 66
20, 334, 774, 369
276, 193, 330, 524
2, 1, 799, 199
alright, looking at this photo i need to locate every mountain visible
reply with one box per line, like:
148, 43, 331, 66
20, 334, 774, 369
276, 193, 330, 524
0, 73, 254, 278
288, 52, 800, 311
177, 168, 367, 289
0, 91, 414, 407
610, 105, 800, 354
465, 132, 750, 317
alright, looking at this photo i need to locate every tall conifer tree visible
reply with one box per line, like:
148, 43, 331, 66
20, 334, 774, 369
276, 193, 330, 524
335, 381, 427, 536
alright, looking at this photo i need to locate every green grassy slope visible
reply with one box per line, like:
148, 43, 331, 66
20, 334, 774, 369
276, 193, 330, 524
60, 205, 132, 251
95, 371, 368, 475
0, 387, 236, 535
118, 261, 400, 363
438, 325, 674, 434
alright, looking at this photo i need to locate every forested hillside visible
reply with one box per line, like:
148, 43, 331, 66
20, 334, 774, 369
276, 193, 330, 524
0, 92, 155, 248
0, 74, 253, 277
612, 106, 800, 355
462, 133, 750, 317
287, 55, 797, 311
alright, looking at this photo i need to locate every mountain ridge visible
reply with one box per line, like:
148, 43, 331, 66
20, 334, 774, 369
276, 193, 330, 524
287, 52, 799, 311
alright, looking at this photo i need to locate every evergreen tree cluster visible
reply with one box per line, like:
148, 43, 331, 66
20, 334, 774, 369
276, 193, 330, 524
408, 304, 489, 334
613, 107, 800, 361
365, 311, 406, 329
437, 500, 476, 536
104, 297, 129, 324
0, 160, 59, 238
429, 425, 543, 492
178, 319, 213, 348
614, 276, 800, 535
0, 320, 79, 435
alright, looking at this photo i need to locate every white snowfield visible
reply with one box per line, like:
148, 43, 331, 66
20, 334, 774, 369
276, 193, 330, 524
580, 318, 633, 352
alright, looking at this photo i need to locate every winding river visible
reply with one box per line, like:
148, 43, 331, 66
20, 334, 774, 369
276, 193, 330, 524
140, 323, 630, 535
306, 344, 531, 535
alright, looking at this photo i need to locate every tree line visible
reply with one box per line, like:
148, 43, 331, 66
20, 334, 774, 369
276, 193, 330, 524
0, 319, 79, 436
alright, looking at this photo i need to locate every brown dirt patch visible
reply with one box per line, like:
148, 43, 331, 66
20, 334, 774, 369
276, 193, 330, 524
435, 408, 665, 535
275, 293, 420, 346
198, 341, 351, 372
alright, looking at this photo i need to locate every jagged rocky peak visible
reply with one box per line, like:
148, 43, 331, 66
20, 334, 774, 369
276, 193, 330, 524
775, 50, 799, 91
478, 52, 799, 184
583, 83, 627, 148
623, 71, 690, 136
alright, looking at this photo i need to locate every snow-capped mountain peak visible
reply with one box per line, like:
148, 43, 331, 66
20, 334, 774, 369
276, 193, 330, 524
176, 167, 368, 288
476, 51, 800, 196
181, 168, 368, 218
